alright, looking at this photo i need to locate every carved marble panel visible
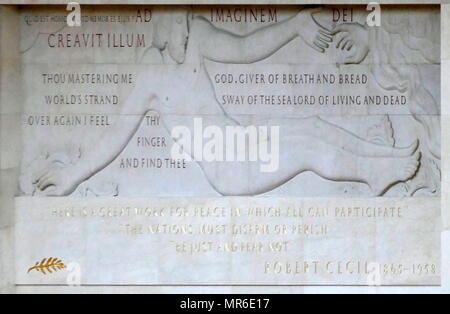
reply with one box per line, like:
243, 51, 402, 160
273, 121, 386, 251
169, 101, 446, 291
4, 5, 442, 286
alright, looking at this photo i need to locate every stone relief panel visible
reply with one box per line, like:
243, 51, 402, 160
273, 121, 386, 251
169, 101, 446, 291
18, 6, 440, 199
10, 5, 441, 287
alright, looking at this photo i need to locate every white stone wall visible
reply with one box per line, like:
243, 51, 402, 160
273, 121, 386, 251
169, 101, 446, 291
0, 2, 449, 294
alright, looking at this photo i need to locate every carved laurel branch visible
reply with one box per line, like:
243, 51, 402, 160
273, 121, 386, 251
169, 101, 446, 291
28, 257, 67, 275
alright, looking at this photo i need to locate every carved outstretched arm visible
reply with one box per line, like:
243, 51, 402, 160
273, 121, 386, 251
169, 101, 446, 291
75, 89, 159, 183
34, 76, 161, 196
194, 8, 332, 64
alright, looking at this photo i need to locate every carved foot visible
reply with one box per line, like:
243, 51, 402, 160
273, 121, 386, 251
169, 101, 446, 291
368, 151, 421, 196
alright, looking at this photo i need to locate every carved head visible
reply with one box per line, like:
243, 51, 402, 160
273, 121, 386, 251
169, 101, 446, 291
152, 8, 190, 64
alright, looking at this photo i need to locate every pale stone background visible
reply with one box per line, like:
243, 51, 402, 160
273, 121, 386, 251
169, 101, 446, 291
16, 5, 441, 198
1, 1, 449, 294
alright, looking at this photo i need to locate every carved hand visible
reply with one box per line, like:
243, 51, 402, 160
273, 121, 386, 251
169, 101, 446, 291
33, 164, 82, 196
332, 23, 370, 64
296, 8, 334, 53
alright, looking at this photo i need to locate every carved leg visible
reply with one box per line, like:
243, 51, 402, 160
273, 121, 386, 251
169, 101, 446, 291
298, 139, 422, 196
194, 131, 421, 197
275, 117, 418, 158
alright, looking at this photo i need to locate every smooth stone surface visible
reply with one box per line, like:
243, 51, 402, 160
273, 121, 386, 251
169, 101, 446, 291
15, 197, 440, 285
0, 4, 443, 290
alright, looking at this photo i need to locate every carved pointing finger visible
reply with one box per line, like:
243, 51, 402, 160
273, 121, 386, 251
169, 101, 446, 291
32, 169, 46, 184
311, 43, 325, 54
346, 41, 354, 51
315, 38, 329, 49
39, 181, 53, 191
37, 174, 52, 190
336, 35, 349, 49
39, 176, 56, 191
318, 29, 333, 38
33, 167, 51, 184
342, 40, 352, 51
318, 32, 333, 43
